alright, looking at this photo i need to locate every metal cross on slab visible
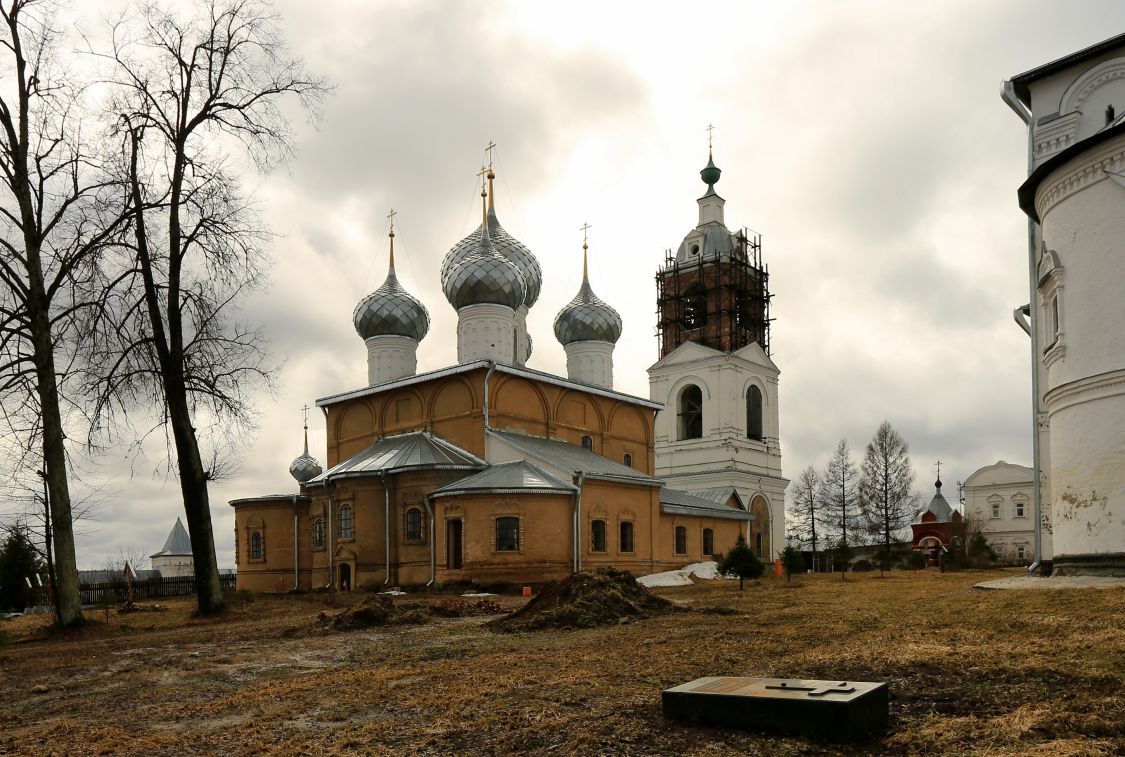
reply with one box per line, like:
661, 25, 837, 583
765, 680, 857, 697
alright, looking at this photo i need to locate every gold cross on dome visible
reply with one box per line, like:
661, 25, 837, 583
935, 460, 942, 480
580, 222, 591, 248
706, 123, 715, 150
301, 404, 310, 428
485, 140, 497, 168
386, 208, 396, 234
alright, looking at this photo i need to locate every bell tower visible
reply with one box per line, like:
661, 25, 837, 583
648, 140, 788, 560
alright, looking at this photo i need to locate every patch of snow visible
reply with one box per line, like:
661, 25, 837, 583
461, 592, 498, 597
379, 590, 407, 596
637, 561, 731, 587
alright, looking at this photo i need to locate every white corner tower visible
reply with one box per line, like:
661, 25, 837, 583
553, 229, 623, 389
648, 140, 788, 560
353, 213, 430, 386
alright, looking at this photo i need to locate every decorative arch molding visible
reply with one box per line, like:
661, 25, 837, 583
668, 374, 712, 401
491, 375, 551, 422
379, 388, 426, 431
1060, 57, 1125, 114
553, 389, 606, 433
427, 376, 478, 420
336, 400, 376, 441
246, 514, 265, 529
607, 403, 651, 445
334, 545, 358, 561
740, 375, 770, 405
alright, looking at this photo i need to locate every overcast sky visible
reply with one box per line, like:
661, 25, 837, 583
22, 0, 1125, 568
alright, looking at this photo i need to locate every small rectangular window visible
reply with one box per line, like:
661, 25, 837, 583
405, 509, 423, 541
702, 528, 714, 556
591, 520, 607, 553
619, 521, 635, 553
675, 525, 687, 555
1015, 502, 1025, 518
495, 517, 520, 551
991, 503, 1001, 519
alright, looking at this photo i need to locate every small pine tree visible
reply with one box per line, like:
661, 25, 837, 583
0, 526, 44, 612
717, 535, 764, 591
780, 544, 804, 582
873, 547, 894, 578
966, 532, 997, 569
831, 539, 854, 581
906, 550, 927, 571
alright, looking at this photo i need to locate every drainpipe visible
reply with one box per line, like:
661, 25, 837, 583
292, 495, 300, 591
383, 471, 392, 587
1001, 79, 1043, 567
573, 472, 585, 573
482, 360, 496, 431
325, 475, 336, 589
424, 494, 436, 587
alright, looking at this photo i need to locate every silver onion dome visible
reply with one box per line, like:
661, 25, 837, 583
443, 223, 526, 311
554, 270, 623, 345
440, 209, 541, 308
353, 266, 430, 342
289, 451, 323, 484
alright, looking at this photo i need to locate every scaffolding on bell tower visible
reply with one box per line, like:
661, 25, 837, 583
654, 228, 773, 358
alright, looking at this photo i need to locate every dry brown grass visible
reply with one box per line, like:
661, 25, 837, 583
0, 569, 1121, 755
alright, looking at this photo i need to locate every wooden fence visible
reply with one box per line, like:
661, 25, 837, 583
79, 574, 237, 605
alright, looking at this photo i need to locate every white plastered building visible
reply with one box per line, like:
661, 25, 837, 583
1004, 32, 1125, 575
963, 461, 1050, 565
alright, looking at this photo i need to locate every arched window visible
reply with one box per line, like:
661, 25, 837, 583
581, 435, 593, 451
250, 531, 263, 560
312, 518, 325, 550
703, 528, 714, 556
674, 525, 687, 555
619, 521, 635, 553
405, 508, 423, 541
747, 385, 763, 440
338, 504, 353, 538
591, 520, 607, 553
678, 385, 703, 440
623, 452, 633, 468
682, 286, 707, 329
495, 517, 520, 551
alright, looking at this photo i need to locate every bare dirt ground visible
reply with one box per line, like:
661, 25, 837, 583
0, 569, 1122, 756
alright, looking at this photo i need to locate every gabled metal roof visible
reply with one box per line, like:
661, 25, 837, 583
660, 488, 754, 521
306, 431, 485, 486
488, 430, 659, 484
429, 460, 576, 499
688, 486, 747, 510
151, 517, 192, 557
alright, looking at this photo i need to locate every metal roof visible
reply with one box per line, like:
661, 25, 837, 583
1009, 32, 1125, 105
151, 517, 192, 557
922, 482, 955, 523
660, 488, 754, 521
306, 431, 485, 486
688, 486, 747, 509
429, 460, 576, 499
488, 430, 660, 484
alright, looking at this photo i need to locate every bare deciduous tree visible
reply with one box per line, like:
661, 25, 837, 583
788, 465, 823, 558
87, 0, 326, 615
858, 421, 916, 550
820, 438, 859, 546
0, 0, 129, 626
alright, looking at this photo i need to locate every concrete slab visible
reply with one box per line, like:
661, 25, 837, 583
974, 574, 1125, 590
662, 676, 888, 741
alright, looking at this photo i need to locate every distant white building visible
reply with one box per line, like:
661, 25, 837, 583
963, 461, 1050, 565
1004, 32, 1125, 575
150, 517, 194, 577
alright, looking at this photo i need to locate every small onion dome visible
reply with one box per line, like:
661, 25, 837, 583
440, 200, 541, 308
700, 151, 721, 196
554, 254, 623, 345
289, 451, 323, 484
443, 223, 526, 311
352, 266, 430, 341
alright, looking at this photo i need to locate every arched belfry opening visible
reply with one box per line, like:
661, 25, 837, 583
678, 384, 703, 440
747, 385, 763, 440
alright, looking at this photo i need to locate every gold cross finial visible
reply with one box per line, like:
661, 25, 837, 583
706, 123, 715, 152
580, 222, 591, 249
935, 460, 942, 481
485, 140, 496, 169
386, 209, 396, 267
301, 404, 309, 428
386, 208, 396, 236
579, 222, 591, 279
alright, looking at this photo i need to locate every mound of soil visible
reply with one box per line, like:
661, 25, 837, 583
327, 596, 505, 631
490, 568, 674, 632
